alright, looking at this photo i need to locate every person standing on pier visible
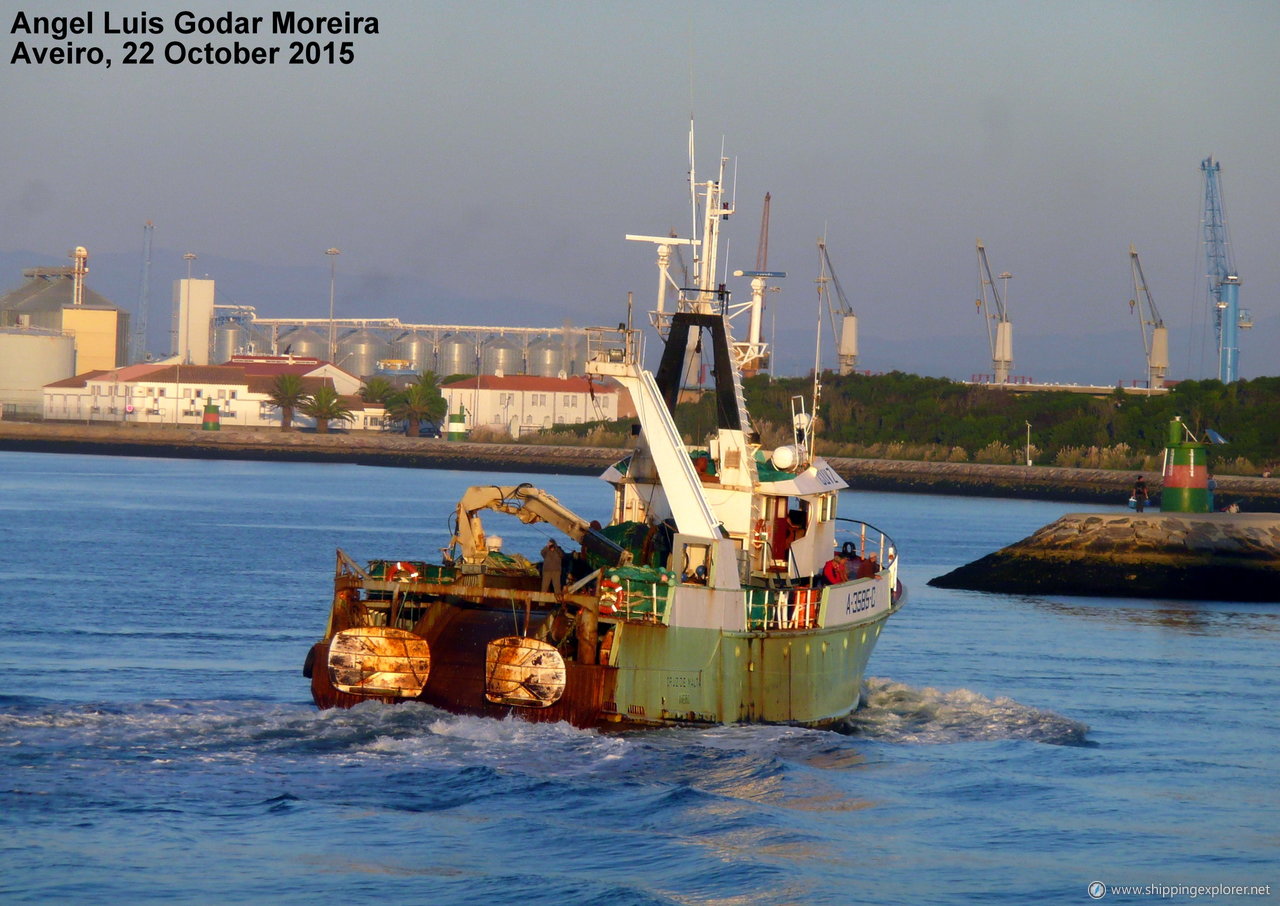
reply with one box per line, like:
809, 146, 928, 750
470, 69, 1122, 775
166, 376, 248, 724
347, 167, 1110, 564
1133, 475, 1149, 513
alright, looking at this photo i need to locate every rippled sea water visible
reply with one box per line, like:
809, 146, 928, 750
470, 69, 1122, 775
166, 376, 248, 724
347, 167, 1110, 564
1, 452, 1276, 904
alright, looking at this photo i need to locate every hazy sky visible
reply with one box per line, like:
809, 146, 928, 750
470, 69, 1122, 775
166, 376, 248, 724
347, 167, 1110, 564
4, 0, 1277, 382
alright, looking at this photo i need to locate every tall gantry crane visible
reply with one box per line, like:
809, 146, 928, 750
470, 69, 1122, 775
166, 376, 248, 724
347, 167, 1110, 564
975, 240, 1012, 383
816, 237, 857, 375
1200, 156, 1250, 383
130, 221, 154, 363
1128, 244, 1168, 389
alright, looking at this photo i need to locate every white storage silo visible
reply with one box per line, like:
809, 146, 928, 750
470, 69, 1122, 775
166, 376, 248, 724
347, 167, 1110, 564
212, 320, 248, 364
481, 337, 522, 376
337, 328, 390, 378
527, 336, 564, 377
392, 331, 433, 372
438, 335, 477, 377
277, 327, 328, 360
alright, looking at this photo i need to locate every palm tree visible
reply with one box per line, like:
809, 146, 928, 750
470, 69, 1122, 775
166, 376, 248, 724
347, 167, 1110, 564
266, 373, 308, 431
299, 384, 354, 434
360, 376, 396, 406
388, 372, 447, 437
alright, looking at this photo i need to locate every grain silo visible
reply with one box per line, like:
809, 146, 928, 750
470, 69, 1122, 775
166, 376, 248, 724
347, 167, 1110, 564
212, 319, 248, 364
438, 334, 477, 377
527, 336, 564, 377
481, 336, 522, 376
277, 326, 327, 360
392, 330, 433, 372
337, 328, 390, 378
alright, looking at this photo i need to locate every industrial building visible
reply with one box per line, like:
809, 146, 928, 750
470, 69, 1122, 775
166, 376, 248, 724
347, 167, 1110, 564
0, 248, 129, 416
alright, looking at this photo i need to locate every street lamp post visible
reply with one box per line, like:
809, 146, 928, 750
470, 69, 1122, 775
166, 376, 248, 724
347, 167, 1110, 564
326, 248, 340, 363
1025, 420, 1032, 467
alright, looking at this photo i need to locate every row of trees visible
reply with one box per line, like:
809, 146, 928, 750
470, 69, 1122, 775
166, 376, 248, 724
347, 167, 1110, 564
514, 371, 1280, 475
259, 365, 1277, 473
742, 372, 1280, 473
264, 372, 447, 435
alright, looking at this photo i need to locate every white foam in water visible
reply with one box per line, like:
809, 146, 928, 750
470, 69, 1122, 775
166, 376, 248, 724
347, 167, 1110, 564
340, 705, 633, 773
841, 678, 1090, 746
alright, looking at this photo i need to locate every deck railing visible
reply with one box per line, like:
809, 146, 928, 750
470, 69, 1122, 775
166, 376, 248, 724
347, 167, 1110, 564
745, 586, 822, 630
599, 575, 671, 623
834, 519, 899, 593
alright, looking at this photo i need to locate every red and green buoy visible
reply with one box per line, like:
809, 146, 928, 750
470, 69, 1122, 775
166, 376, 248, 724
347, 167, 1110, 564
1160, 417, 1208, 513
202, 400, 221, 431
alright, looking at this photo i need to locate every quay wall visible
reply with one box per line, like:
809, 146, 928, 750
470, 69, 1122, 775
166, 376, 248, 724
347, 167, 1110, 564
2, 422, 1279, 510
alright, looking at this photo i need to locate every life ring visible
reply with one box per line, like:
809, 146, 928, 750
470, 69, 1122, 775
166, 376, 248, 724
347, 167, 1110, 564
840, 541, 858, 558
387, 560, 419, 581
599, 578, 623, 614
752, 519, 769, 550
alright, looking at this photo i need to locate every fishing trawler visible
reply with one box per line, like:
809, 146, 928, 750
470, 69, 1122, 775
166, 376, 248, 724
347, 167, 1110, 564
303, 151, 905, 728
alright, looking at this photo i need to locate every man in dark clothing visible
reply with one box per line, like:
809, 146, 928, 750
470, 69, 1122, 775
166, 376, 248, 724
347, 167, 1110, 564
1133, 475, 1148, 513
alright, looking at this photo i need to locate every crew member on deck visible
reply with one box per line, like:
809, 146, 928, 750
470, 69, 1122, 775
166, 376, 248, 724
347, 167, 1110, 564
823, 552, 848, 585
541, 539, 564, 593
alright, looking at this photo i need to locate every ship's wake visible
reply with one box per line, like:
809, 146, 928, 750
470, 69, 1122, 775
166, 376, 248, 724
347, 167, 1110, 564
837, 677, 1091, 746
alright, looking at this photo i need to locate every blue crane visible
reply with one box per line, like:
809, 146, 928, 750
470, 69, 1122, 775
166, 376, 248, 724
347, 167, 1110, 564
1200, 157, 1250, 383
130, 221, 154, 364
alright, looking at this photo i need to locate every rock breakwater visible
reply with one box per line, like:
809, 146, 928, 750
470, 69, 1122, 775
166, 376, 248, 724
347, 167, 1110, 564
930, 512, 1280, 601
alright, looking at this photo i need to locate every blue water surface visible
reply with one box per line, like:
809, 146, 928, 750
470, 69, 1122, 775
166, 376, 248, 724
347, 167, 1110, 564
1, 452, 1276, 904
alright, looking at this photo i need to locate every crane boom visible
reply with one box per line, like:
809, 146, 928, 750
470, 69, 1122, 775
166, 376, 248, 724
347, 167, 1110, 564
728, 194, 782, 376
451, 484, 626, 566
1128, 244, 1168, 389
975, 240, 1012, 383
816, 239, 857, 375
755, 192, 771, 272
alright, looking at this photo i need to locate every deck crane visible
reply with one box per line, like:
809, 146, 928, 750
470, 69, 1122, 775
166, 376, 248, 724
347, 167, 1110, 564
129, 221, 154, 364
1128, 244, 1168, 389
730, 192, 784, 376
975, 240, 1012, 383
1200, 156, 1250, 383
816, 238, 857, 375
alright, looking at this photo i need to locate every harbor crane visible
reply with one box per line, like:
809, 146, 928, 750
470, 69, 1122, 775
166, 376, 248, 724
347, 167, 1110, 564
816, 237, 857, 375
1128, 244, 1168, 389
730, 192, 784, 376
1200, 156, 1250, 383
130, 221, 154, 364
975, 240, 1012, 383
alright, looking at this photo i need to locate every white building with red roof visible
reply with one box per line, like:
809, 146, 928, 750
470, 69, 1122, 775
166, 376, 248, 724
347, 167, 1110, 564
440, 373, 627, 437
41, 357, 375, 429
